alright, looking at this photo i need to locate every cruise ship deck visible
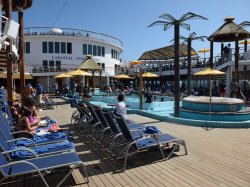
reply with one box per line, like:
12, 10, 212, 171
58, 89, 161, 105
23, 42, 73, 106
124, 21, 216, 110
1, 97, 249, 186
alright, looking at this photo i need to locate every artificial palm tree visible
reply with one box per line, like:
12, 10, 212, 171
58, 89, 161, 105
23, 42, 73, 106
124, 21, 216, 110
148, 12, 208, 117
180, 32, 207, 95
238, 21, 250, 51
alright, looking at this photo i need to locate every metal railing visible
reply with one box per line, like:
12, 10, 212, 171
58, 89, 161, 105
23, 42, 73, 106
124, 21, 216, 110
24, 27, 123, 48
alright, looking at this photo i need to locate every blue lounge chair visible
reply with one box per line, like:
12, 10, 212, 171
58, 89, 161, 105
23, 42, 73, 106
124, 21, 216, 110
0, 132, 75, 160
0, 151, 88, 186
114, 115, 188, 171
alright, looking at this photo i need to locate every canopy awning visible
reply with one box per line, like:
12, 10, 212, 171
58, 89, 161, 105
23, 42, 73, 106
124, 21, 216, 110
138, 44, 197, 60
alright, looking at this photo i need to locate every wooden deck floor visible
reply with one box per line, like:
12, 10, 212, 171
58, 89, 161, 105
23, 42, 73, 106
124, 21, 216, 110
1, 98, 250, 187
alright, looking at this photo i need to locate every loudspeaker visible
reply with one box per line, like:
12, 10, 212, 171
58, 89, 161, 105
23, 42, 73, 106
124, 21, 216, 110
3, 19, 19, 40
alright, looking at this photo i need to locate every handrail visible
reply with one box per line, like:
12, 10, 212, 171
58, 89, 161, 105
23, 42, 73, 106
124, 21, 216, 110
24, 27, 123, 48
236, 82, 247, 108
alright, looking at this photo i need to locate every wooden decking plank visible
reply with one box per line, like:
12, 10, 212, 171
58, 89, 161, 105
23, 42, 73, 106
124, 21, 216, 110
33, 98, 250, 187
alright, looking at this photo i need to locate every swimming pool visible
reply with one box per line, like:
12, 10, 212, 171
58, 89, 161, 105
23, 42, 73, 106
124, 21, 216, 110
92, 94, 173, 110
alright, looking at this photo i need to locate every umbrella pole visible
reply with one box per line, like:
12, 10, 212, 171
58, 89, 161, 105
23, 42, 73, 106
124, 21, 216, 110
209, 76, 212, 121
139, 67, 143, 110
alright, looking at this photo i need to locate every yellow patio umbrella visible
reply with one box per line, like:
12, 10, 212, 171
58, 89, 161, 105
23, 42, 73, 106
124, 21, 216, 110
114, 74, 132, 79
142, 72, 159, 78
130, 60, 142, 65
194, 67, 225, 121
198, 48, 210, 59
239, 40, 250, 44
0, 72, 33, 79
53, 73, 73, 79
68, 69, 92, 76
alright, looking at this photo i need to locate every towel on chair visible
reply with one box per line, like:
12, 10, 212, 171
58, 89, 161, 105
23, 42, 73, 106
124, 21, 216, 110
11, 141, 74, 159
143, 126, 161, 134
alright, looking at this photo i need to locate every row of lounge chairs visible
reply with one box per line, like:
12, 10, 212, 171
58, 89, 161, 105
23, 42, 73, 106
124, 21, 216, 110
0, 101, 88, 186
71, 102, 188, 171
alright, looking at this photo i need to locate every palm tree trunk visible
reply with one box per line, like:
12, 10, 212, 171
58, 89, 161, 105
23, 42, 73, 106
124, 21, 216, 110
187, 39, 191, 95
174, 23, 180, 117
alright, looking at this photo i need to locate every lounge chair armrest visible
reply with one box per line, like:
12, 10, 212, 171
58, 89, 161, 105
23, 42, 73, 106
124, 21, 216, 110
6, 138, 36, 146
0, 160, 42, 175
2, 147, 39, 157
10, 131, 34, 138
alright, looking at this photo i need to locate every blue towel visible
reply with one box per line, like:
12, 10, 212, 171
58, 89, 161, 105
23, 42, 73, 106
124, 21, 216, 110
143, 126, 161, 134
11, 142, 74, 159
136, 138, 155, 148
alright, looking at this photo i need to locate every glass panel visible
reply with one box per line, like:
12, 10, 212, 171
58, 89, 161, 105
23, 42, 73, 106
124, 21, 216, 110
83, 44, 87, 55
42, 42, 47, 53
102, 47, 105, 57
93, 45, 97, 56
56, 61, 61, 71
43, 60, 48, 68
49, 42, 54, 53
67, 42, 72, 54
61, 42, 66, 54
98, 46, 101, 56
26, 42, 30, 53
55, 42, 60, 53
88, 44, 92, 55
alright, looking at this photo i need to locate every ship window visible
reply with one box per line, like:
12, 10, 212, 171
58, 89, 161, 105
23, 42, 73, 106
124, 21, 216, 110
67, 42, 72, 54
43, 60, 48, 69
55, 42, 60, 53
25, 42, 30, 53
102, 47, 105, 57
61, 42, 66, 54
49, 42, 54, 53
93, 45, 97, 56
42, 42, 47, 53
56, 61, 61, 70
88, 44, 92, 55
83, 44, 87, 55
98, 46, 101, 56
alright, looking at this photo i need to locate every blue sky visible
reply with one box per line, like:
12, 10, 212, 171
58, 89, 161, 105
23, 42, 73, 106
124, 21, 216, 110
13, 0, 250, 61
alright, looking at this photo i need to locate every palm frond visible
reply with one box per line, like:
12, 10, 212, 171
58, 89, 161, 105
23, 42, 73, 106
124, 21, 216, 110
148, 21, 171, 27
192, 36, 207, 42
189, 32, 197, 38
180, 12, 208, 22
164, 23, 173, 31
238, 21, 250, 28
159, 13, 176, 22
180, 23, 190, 30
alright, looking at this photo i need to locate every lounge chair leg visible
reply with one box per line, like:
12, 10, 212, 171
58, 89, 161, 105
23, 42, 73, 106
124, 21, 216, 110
56, 165, 77, 187
166, 143, 178, 160
38, 171, 50, 187
180, 140, 188, 155
123, 154, 128, 172
158, 144, 166, 160
79, 163, 89, 183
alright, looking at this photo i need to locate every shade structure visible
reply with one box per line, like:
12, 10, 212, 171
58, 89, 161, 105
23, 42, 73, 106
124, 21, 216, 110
142, 72, 159, 78
208, 17, 250, 42
0, 72, 33, 79
239, 40, 250, 44
77, 56, 102, 71
114, 74, 132, 79
198, 48, 210, 59
53, 73, 73, 79
68, 69, 92, 76
194, 68, 225, 121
